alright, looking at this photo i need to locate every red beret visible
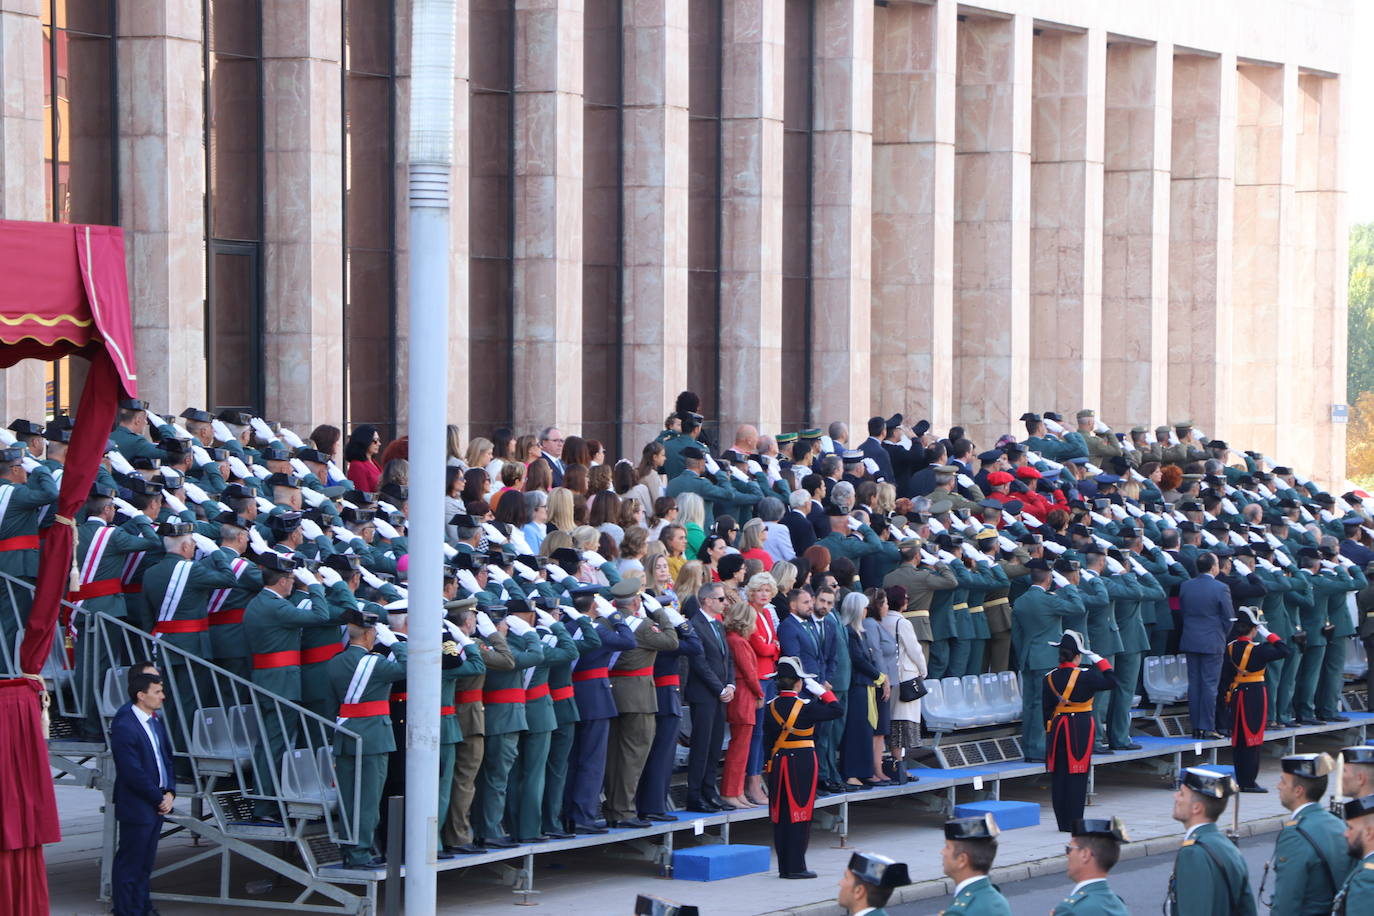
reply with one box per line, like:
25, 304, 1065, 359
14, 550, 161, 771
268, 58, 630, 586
1016, 466, 1042, 480
986, 471, 1014, 486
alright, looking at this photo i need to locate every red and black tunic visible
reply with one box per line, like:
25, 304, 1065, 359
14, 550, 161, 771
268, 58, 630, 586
1223, 633, 1289, 748
763, 689, 843, 823
1042, 659, 1116, 774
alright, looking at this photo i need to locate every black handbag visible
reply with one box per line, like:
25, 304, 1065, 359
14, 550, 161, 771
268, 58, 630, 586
898, 676, 927, 703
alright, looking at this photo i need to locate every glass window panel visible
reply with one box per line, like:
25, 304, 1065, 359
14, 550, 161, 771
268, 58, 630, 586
347, 248, 392, 428
345, 0, 391, 75
54, 0, 112, 36
471, 0, 512, 92
208, 54, 261, 240
345, 73, 391, 251
210, 249, 256, 408
61, 31, 115, 225
469, 258, 512, 430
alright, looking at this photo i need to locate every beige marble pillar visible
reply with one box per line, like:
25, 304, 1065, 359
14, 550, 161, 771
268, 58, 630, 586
1294, 72, 1346, 486
810, 0, 872, 435
0, 0, 51, 417
871, 0, 955, 428
620, 0, 688, 449
511, 0, 583, 432
1228, 62, 1293, 459
261, 1, 344, 431
1028, 27, 1105, 415
1166, 52, 1236, 439
953, 12, 1032, 444
1101, 39, 1171, 430
718, 0, 784, 436
391, 0, 471, 432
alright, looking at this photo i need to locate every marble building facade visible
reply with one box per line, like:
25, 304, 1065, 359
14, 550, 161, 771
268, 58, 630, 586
0, 0, 1353, 483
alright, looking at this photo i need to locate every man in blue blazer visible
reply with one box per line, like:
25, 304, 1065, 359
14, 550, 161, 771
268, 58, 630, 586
109, 671, 176, 916
1177, 552, 1233, 738
778, 588, 828, 689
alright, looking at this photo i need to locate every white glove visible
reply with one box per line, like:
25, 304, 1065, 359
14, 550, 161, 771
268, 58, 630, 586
190, 445, 212, 468
593, 595, 616, 618
226, 455, 252, 479
359, 567, 386, 589
1274, 550, 1293, 568
163, 492, 188, 514
18, 453, 41, 473
1128, 556, 1147, 575
318, 566, 342, 587
663, 605, 687, 627
373, 518, 400, 540
1110, 504, 1128, 521
1338, 554, 1355, 568
956, 473, 975, 490
1079, 569, 1097, 581
143, 408, 164, 430
247, 528, 270, 553
1083, 649, 1102, 665
278, 427, 305, 449
251, 463, 272, 480
1221, 498, 1239, 516
1042, 540, 1067, 556
936, 549, 958, 564
1043, 418, 1065, 435
640, 592, 661, 612
206, 420, 233, 444
505, 615, 533, 636
1051, 571, 1070, 588
191, 533, 218, 557
456, 569, 481, 594
1105, 555, 1125, 574
331, 525, 353, 542
288, 458, 310, 478
485, 564, 510, 584
847, 516, 862, 532
1320, 559, 1337, 571
545, 563, 572, 583
327, 460, 346, 485
729, 465, 748, 483
1094, 419, 1109, 434
377, 500, 400, 516
535, 608, 556, 627
478, 522, 505, 545
863, 457, 880, 477
112, 497, 139, 518
470, 612, 497, 638
299, 518, 324, 540
292, 567, 319, 587
106, 450, 135, 475
803, 677, 826, 697
442, 542, 458, 559
512, 561, 539, 582
300, 487, 326, 508
746, 459, 763, 476
373, 622, 398, 646
1256, 624, 1272, 639
1125, 503, 1144, 518
249, 417, 275, 442
561, 606, 583, 621
959, 541, 979, 560
182, 480, 209, 505
581, 550, 607, 567
253, 497, 274, 515
442, 618, 462, 641
703, 454, 720, 475
1090, 511, 1111, 526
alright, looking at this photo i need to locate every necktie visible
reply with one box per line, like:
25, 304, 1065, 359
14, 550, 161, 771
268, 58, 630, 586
149, 714, 170, 789
711, 618, 726, 654
806, 620, 819, 653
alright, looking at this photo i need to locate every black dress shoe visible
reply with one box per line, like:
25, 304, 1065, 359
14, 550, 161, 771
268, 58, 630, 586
816, 785, 833, 797
640, 813, 675, 823
824, 781, 845, 794
1110, 742, 1143, 751
1240, 785, 1269, 793
437, 848, 457, 860
1328, 715, 1351, 722
571, 823, 608, 835
452, 844, 485, 855
686, 799, 722, 813
543, 829, 575, 839
1201, 730, 1223, 740
1296, 717, 1322, 725
608, 817, 653, 829
1023, 755, 1045, 763
1093, 744, 1114, 755
780, 870, 818, 879
510, 836, 546, 844
479, 837, 518, 849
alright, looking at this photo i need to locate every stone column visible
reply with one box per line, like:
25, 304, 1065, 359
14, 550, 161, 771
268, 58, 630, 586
261, 0, 344, 431
718, 0, 784, 436
1167, 52, 1236, 439
1028, 27, 1105, 414
0, 0, 52, 417
391, 0, 471, 431
511, 0, 583, 432
1294, 72, 1345, 486
810, 0, 872, 435
1101, 39, 1171, 430
1228, 62, 1293, 459
620, 0, 688, 449
871, 0, 955, 428
953, 12, 1032, 444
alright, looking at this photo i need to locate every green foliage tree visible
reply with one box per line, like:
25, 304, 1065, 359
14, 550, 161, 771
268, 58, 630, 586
1349, 222, 1374, 400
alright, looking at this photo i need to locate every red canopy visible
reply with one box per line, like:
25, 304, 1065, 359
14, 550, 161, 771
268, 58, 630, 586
0, 219, 139, 915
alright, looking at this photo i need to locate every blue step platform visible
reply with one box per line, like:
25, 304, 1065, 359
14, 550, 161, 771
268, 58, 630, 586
672, 844, 772, 881
953, 799, 1040, 830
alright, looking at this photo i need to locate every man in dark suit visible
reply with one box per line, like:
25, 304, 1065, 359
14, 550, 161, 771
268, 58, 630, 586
1178, 552, 1233, 738
109, 671, 176, 916
538, 426, 566, 487
783, 490, 818, 555
858, 417, 896, 484
801, 474, 830, 541
683, 582, 734, 811
778, 588, 826, 686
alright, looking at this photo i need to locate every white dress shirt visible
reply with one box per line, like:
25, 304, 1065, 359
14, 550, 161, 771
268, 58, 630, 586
132, 704, 170, 790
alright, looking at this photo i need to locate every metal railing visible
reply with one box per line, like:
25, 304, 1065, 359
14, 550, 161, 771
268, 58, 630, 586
1, 570, 363, 847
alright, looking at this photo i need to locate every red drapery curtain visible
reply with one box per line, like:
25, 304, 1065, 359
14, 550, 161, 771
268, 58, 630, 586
0, 219, 139, 915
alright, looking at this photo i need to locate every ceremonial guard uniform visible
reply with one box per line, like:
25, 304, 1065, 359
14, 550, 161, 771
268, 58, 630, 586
840, 851, 911, 916
327, 610, 407, 868
1011, 561, 1073, 761
1333, 793, 1374, 916
1043, 631, 1117, 831
636, 596, 701, 822
242, 554, 331, 820
938, 814, 1011, 914
542, 603, 601, 837
205, 531, 264, 680
1051, 818, 1130, 915
763, 657, 842, 878
604, 585, 679, 827
504, 600, 577, 842
0, 447, 57, 651
1222, 607, 1289, 789
437, 618, 485, 853
472, 607, 543, 847
1167, 768, 1256, 916
1264, 754, 1352, 915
